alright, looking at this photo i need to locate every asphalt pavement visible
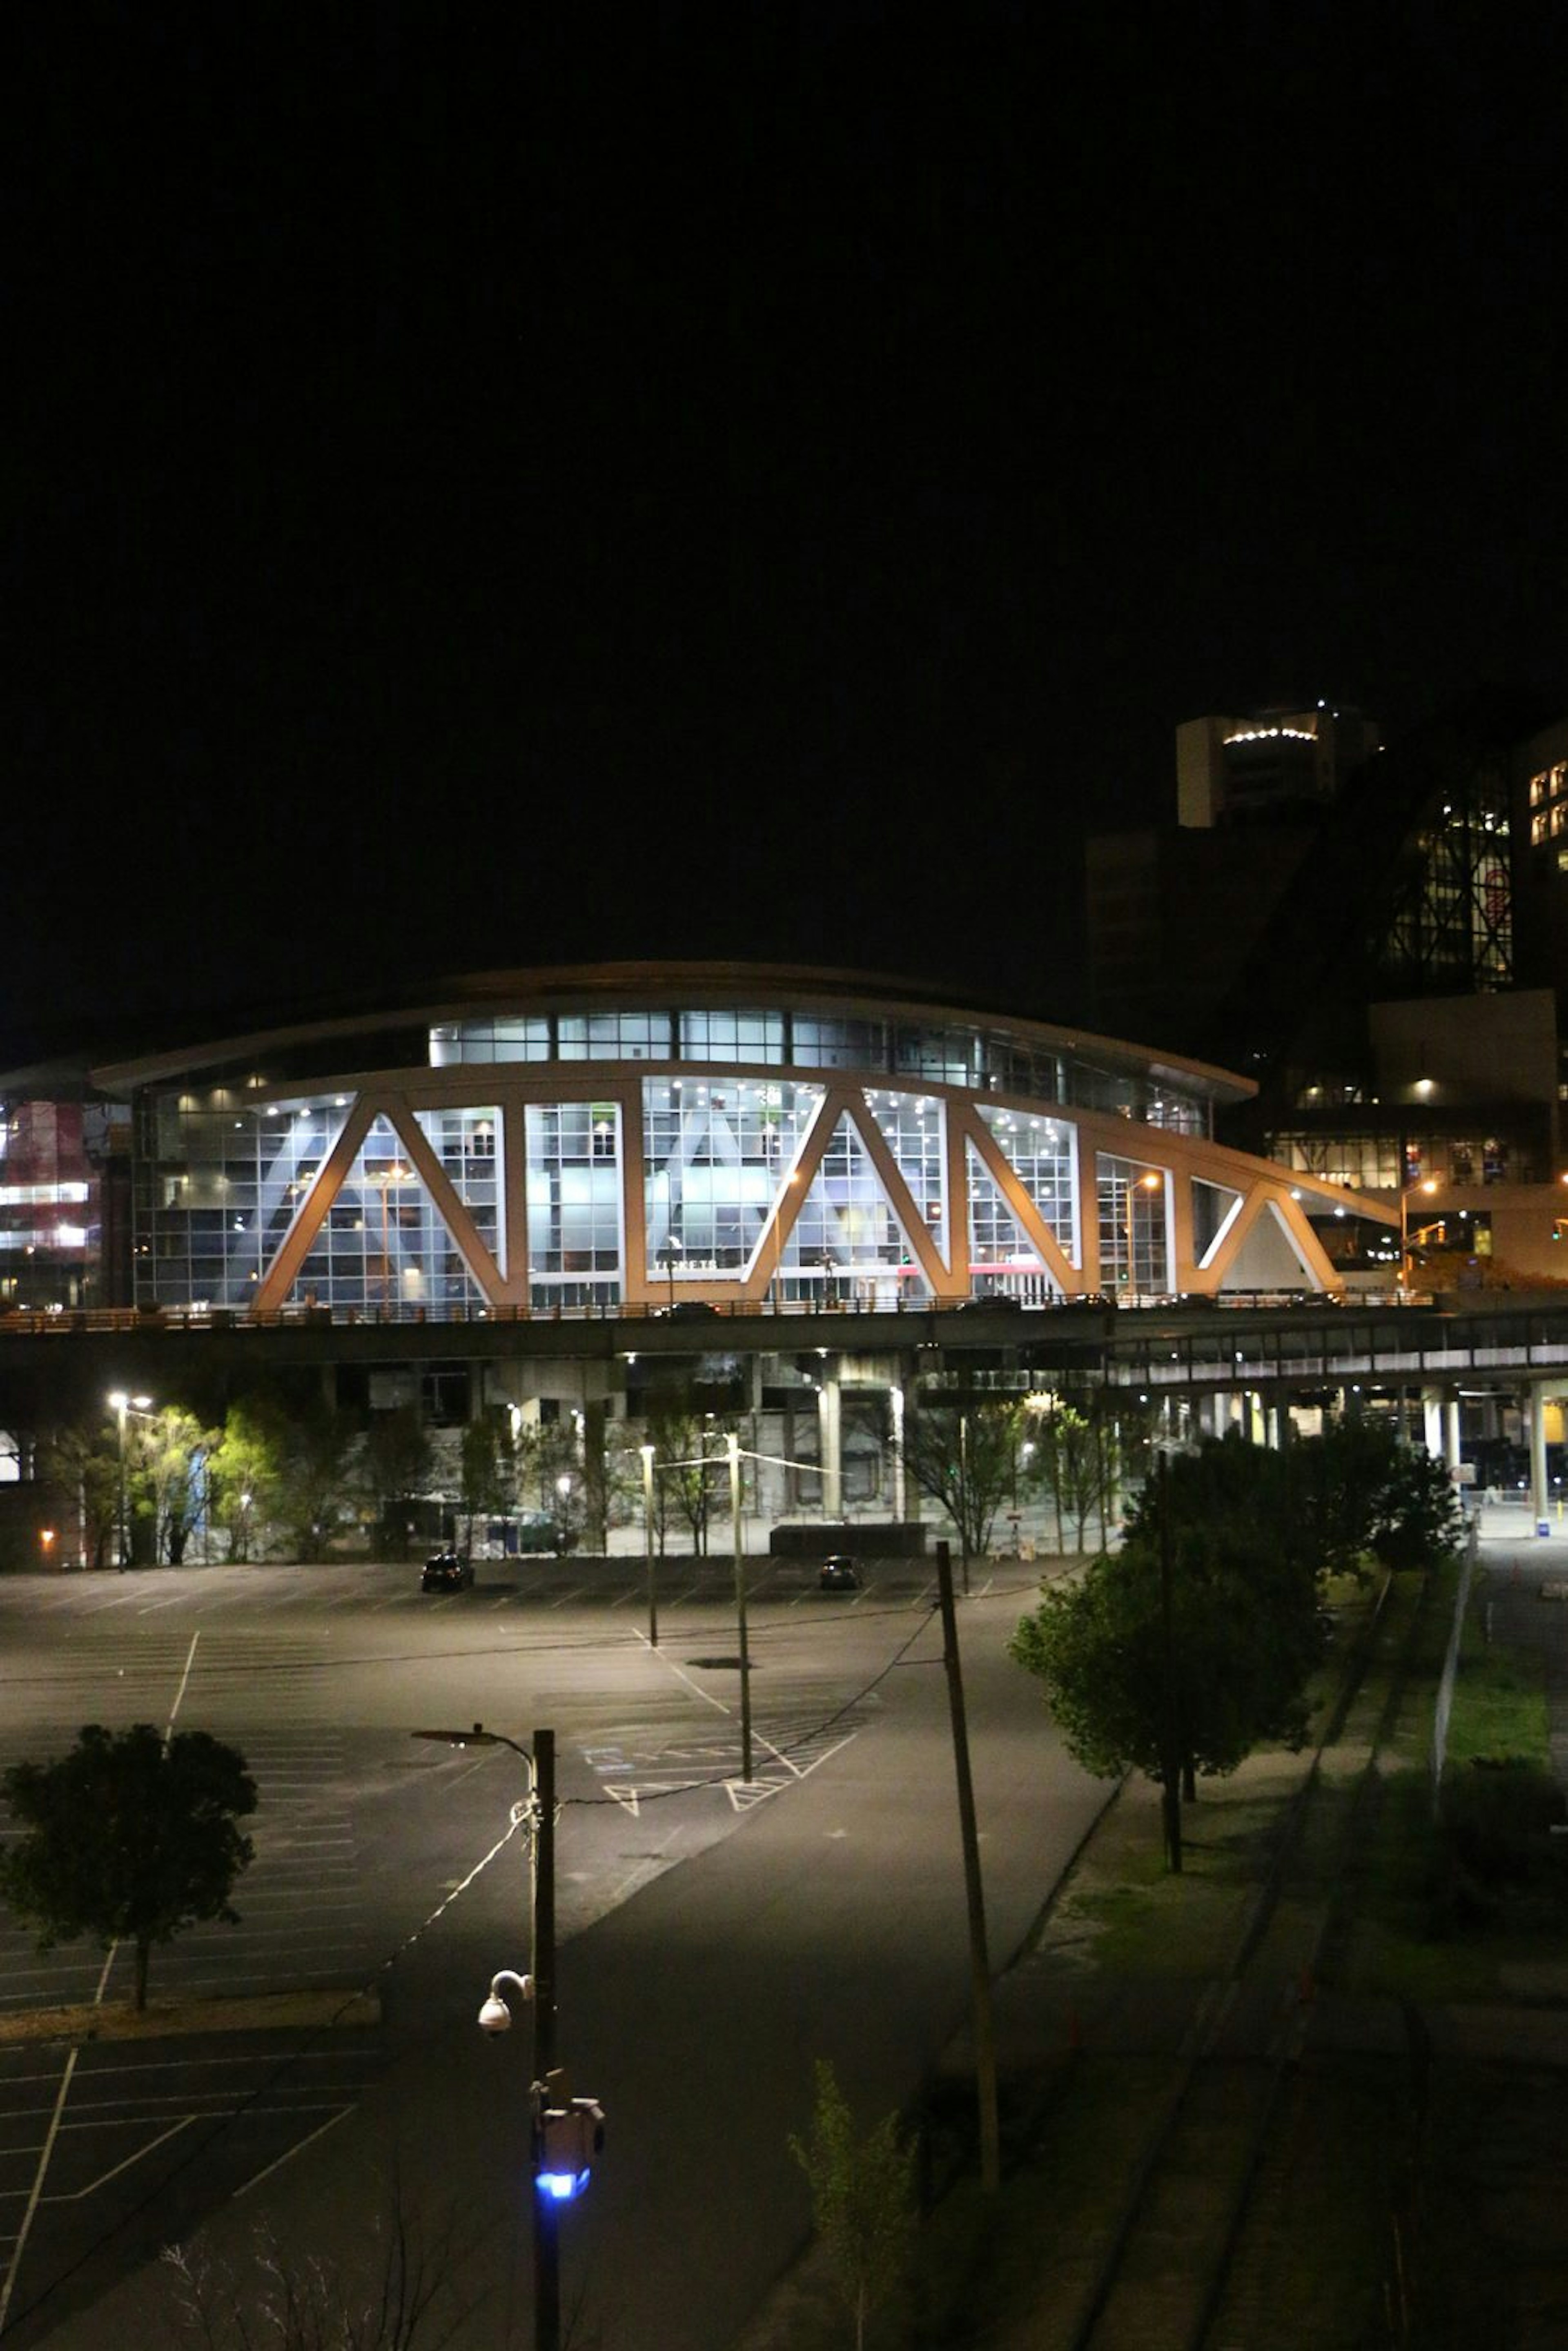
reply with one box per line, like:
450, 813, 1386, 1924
0, 1559, 1103, 2351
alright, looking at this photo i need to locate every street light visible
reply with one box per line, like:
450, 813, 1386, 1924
411, 1723, 596, 2351
1123, 1172, 1160, 1302
640, 1442, 658, 1646
107, 1390, 152, 1570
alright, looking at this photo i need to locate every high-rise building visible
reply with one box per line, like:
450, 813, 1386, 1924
1087, 702, 1381, 1054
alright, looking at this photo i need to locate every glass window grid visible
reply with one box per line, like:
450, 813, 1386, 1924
424, 1005, 1221, 1131
526, 1103, 624, 1279
429, 1018, 552, 1067
288, 1114, 485, 1314
976, 1106, 1077, 1256
1096, 1154, 1170, 1296
136, 1093, 348, 1307
783, 1114, 921, 1282
414, 1107, 502, 1263
966, 1145, 1062, 1295
643, 1078, 823, 1271
864, 1092, 946, 1257
678, 1010, 786, 1064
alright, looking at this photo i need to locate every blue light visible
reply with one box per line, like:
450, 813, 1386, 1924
537, 2169, 590, 2202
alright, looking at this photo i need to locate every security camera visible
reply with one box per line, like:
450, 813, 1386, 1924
477, 1969, 534, 2036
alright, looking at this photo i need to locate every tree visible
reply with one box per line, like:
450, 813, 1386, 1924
458, 1411, 514, 1556
902, 1396, 1021, 1561
359, 1407, 434, 1560
1028, 1399, 1106, 1553
1013, 1437, 1325, 1868
642, 1400, 725, 1556
0, 1723, 257, 2010
138, 1405, 217, 1564
788, 2058, 915, 2351
36, 1420, 120, 1568
272, 1396, 359, 1562
207, 1403, 286, 1563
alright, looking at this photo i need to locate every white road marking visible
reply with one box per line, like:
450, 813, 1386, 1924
233, 2104, 356, 2197
0, 2047, 76, 2332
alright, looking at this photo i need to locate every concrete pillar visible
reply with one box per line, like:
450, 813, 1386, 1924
889, 1382, 906, 1521
817, 1372, 842, 1520
1421, 1386, 1445, 1462
1529, 1379, 1551, 1534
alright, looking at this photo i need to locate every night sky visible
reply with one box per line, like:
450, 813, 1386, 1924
6, 5, 1565, 1060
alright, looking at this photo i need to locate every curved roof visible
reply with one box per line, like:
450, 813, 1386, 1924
89, 961, 1257, 1104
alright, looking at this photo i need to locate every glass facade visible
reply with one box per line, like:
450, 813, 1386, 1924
966, 1146, 1064, 1298
784, 1111, 929, 1302
425, 1002, 1216, 1131
644, 1078, 823, 1278
124, 992, 1314, 1318
864, 1092, 947, 1260
138, 1094, 352, 1309
976, 1107, 1077, 1255
1096, 1154, 1171, 1298
526, 1102, 623, 1305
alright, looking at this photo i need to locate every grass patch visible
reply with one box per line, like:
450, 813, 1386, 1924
1334, 1565, 1568, 2001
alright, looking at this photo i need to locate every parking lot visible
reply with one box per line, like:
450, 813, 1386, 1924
0, 1554, 974, 2343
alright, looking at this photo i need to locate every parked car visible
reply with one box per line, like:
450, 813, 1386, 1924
818, 1553, 861, 1593
421, 1551, 474, 1592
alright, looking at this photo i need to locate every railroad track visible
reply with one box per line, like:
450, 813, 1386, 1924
1057, 1565, 1431, 2351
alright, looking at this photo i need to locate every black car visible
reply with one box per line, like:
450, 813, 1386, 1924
819, 1553, 861, 1593
421, 1551, 474, 1592
656, 1299, 721, 1321
956, 1292, 1025, 1313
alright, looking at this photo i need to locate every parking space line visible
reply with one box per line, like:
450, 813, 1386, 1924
234, 2103, 354, 2197
44, 2115, 194, 2200
0, 2047, 75, 2331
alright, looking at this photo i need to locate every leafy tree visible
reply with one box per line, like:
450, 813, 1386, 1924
788, 2058, 916, 2351
138, 1405, 217, 1565
1370, 1432, 1464, 1569
0, 1723, 257, 2010
36, 1421, 120, 1569
1027, 1399, 1109, 1553
643, 1401, 725, 1556
458, 1411, 514, 1555
902, 1396, 1021, 1561
1013, 1440, 1324, 1868
207, 1403, 285, 1562
272, 1396, 360, 1561
1270, 1415, 1464, 1580
360, 1407, 434, 1560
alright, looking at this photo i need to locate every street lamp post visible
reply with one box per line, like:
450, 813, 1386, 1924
412, 1723, 570, 2351
107, 1390, 151, 1570
1124, 1171, 1160, 1302
640, 1442, 658, 1646
728, 1431, 753, 1783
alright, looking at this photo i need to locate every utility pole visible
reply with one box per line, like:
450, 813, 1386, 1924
1158, 1456, 1183, 1875
531, 1725, 560, 2351
730, 1432, 753, 1782
933, 1539, 999, 2190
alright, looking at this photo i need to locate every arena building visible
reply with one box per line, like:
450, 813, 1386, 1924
91, 963, 1379, 1321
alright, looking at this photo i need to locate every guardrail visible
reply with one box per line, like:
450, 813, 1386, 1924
0, 1289, 1365, 1337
